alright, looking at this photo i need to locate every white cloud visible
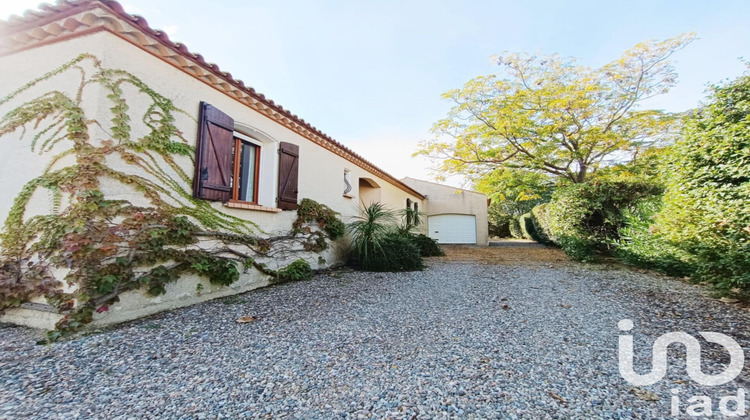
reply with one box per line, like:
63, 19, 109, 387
161, 25, 179, 40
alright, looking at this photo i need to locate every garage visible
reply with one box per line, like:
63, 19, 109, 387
427, 214, 477, 244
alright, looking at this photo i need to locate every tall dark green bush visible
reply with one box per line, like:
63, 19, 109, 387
545, 181, 662, 261
508, 218, 523, 239
656, 72, 750, 296
518, 213, 535, 240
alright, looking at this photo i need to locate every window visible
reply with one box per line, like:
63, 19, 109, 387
406, 198, 417, 226
232, 136, 260, 203
193, 101, 299, 210
343, 169, 353, 197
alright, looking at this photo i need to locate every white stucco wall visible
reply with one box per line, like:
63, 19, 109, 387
0, 26, 423, 329
87, 30, 422, 223
401, 178, 489, 245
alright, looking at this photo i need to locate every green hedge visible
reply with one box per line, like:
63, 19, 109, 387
655, 73, 750, 296
614, 197, 694, 277
519, 211, 552, 244
518, 213, 534, 240
542, 181, 662, 261
530, 204, 552, 244
362, 234, 424, 272
508, 218, 523, 239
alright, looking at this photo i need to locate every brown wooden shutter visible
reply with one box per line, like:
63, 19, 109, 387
277, 142, 299, 210
193, 102, 234, 202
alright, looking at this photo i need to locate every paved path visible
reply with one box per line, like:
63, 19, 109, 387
1, 246, 748, 419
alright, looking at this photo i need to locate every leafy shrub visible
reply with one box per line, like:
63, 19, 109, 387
409, 233, 445, 257
614, 197, 694, 276
362, 234, 424, 272
508, 218, 523, 239
656, 73, 750, 295
556, 235, 599, 262
187, 256, 240, 287
277, 259, 313, 282
347, 203, 425, 271
295, 198, 345, 240
530, 204, 552, 244
545, 181, 662, 261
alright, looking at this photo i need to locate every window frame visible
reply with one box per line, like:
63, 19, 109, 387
230, 133, 262, 205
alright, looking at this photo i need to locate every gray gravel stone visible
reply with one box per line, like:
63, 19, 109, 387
1, 258, 749, 419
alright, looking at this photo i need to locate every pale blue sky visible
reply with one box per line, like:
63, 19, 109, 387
3, 1, 749, 185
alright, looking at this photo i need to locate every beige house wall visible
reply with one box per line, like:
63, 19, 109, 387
401, 178, 489, 245
0, 26, 423, 329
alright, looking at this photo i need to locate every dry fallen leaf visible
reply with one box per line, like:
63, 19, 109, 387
548, 392, 568, 403
720, 297, 740, 304
560, 304, 572, 309
673, 380, 687, 384
236, 315, 257, 323
629, 387, 660, 401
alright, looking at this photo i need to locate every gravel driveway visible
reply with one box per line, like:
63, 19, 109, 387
1, 245, 748, 419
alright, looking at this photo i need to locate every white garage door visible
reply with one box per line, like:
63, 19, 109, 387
428, 214, 477, 244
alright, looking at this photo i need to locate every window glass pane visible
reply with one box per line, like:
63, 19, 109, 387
238, 142, 258, 202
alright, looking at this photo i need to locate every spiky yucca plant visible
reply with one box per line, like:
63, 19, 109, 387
346, 202, 398, 269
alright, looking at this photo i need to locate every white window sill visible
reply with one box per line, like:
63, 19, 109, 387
224, 201, 282, 213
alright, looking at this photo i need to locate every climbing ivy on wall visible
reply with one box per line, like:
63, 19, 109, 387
0, 54, 343, 339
